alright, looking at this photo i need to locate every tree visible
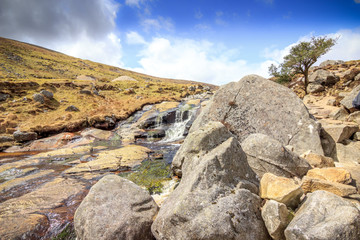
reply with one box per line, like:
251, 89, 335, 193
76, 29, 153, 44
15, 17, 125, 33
269, 36, 336, 94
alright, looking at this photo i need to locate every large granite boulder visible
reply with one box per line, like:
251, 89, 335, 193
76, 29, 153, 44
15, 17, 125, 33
242, 133, 311, 178
284, 190, 360, 240
319, 60, 344, 67
340, 85, 360, 112
308, 69, 339, 86
190, 75, 323, 155
153, 122, 269, 240
74, 175, 158, 240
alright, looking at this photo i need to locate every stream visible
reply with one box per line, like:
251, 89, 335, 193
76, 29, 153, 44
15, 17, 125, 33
0, 96, 206, 239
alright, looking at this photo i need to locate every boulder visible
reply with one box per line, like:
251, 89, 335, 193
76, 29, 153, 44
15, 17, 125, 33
241, 133, 311, 178
309, 69, 339, 86
319, 60, 344, 67
0, 135, 14, 143
0, 93, 10, 102
40, 90, 53, 99
79, 89, 92, 95
302, 152, 335, 168
346, 111, 360, 124
306, 167, 352, 184
152, 125, 269, 240
190, 75, 324, 156
13, 131, 37, 142
307, 83, 325, 93
339, 67, 360, 81
355, 73, 360, 81
65, 105, 80, 112
32, 93, 44, 104
354, 132, 360, 140
335, 140, 360, 164
329, 107, 349, 121
321, 123, 359, 143
284, 191, 360, 240
74, 175, 158, 240
171, 121, 233, 177
340, 85, 360, 112
301, 176, 357, 197
261, 200, 292, 240
260, 173, 303, 208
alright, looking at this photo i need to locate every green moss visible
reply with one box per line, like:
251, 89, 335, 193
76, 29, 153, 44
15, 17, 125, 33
52, 224, 76, 240
119, 158, 171, 194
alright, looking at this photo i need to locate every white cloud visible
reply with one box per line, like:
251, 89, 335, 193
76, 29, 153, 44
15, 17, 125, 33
195, 10, 203, 19
125, 0, 141, 7
131, 37, 270, 85
142, 17, 174, 32
126, 31, 147, 45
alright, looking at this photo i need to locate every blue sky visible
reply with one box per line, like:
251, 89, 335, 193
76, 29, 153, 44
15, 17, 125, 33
1, 0, 360, 84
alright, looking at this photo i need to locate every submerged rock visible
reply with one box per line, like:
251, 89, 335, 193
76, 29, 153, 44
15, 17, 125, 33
190, 75, 323, 155
74, 175, 158, 240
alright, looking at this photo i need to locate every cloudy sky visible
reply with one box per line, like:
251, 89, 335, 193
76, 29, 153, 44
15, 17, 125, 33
1, 0, 360, 85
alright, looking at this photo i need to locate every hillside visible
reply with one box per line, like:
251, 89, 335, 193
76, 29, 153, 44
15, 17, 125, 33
0, 37, 216, 150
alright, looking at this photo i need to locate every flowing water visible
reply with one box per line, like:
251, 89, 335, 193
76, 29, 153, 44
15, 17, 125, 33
0, 98, 205, 239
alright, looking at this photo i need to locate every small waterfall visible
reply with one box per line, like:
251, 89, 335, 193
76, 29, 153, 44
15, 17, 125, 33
160, 104, 199, 143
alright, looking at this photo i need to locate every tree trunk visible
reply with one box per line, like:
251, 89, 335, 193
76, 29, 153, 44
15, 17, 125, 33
304, 69, 309, 95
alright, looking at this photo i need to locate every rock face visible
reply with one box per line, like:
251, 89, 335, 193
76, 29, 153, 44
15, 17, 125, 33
309, 69, 339, 86
153, 122, 269, 240
74, 175, 158, 240
319, 60, 344, 67
261, 200, 292, 240
242, 133, 311, 178
340, 85, 360, 112
190, 75, 323, 155
284, 190, 360, 240
260, 173, 303, 208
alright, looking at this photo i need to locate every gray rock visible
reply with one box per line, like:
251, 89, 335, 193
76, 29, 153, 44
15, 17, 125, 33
284, 190, 360, 240
307, 83, 325, 93
32, 93, 44, 104
40, 90, 54, 99
13, 131, 37, 142
0, 135, 14, 143
171, 121, 233, 177
0, 93, 10, 102
355, 73, 360, 81
65, 105, 80, 112
242, 133, 311, 178
321, 123, 359, 143
339, 68, 360, 81
319, 60, 344, 67
261, 200, 292, 240
346, 111, 360, 124
74, 175, 158, 240
308, 69, 339, 86
79, 89, 92, 95
329, 107, 349, 121
152, 133, 269, 240
188, 85, 196, 91
190, 75, 324, 156
340, 85, 360, 112
327, 99, 336, 106
335, 140, 360, 164
353, 132, 360, 141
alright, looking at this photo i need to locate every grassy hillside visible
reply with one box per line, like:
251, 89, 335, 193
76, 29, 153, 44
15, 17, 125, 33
0, 37, 216, 149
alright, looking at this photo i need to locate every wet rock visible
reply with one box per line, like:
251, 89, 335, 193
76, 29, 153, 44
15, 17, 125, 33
301, 176, 357, 197
80, 128, 116, 140
242, 133, 311, 178
302, 152, 335, 168
40, 90, 54, 99
261, 200, 292, 240
75, 175, 158, 240
0, 170, 54, 192
260, 173, 303, 208
284, 190, 360, 240
190, 75, 323, 155
33, 93, 44, 104
13, 131, 37, 142
152, 135, 269, 240
65, 105, 80, 112
340, 85, 360, 112
321, 123, 359, 143
0, 93, 10, 102
171, 121, 234, 177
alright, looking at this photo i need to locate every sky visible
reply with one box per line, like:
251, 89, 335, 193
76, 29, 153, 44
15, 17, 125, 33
0, 0, 360, 85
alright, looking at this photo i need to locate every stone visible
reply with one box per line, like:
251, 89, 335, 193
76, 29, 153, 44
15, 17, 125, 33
329, 106, 349, 121
335, 140, 360, 164
340, 67, 360, 81
284, 191, 360, 240
260, 173, 303, 208
242, 133, 311, 178
79, 89, 92, 95
354, 132, 360, 140
152, 130, 269, 240
301, 177, 357, 197
171, 121, 233, 177
0, 93, 10, 102
346, 111, 360, 124
302, 152, 335, 168
40, 90, 53, 99
65, 105, 80, 112
32, 93, 44, 104
261, 200, 292, 240
309, 69, 339, 86
124, 88, 135, 94
319, 60, 344, 67
306, 167, 352, 184
190, 75, 324, 156
0, 135, 14, 143
327, 98, 336, 106
307, 83, 325, 93
355, 73, 360, 81
13, 131, 37, 142
321, 123, 359, 143
340, 85, 360, 112
74, 175, 158, 240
